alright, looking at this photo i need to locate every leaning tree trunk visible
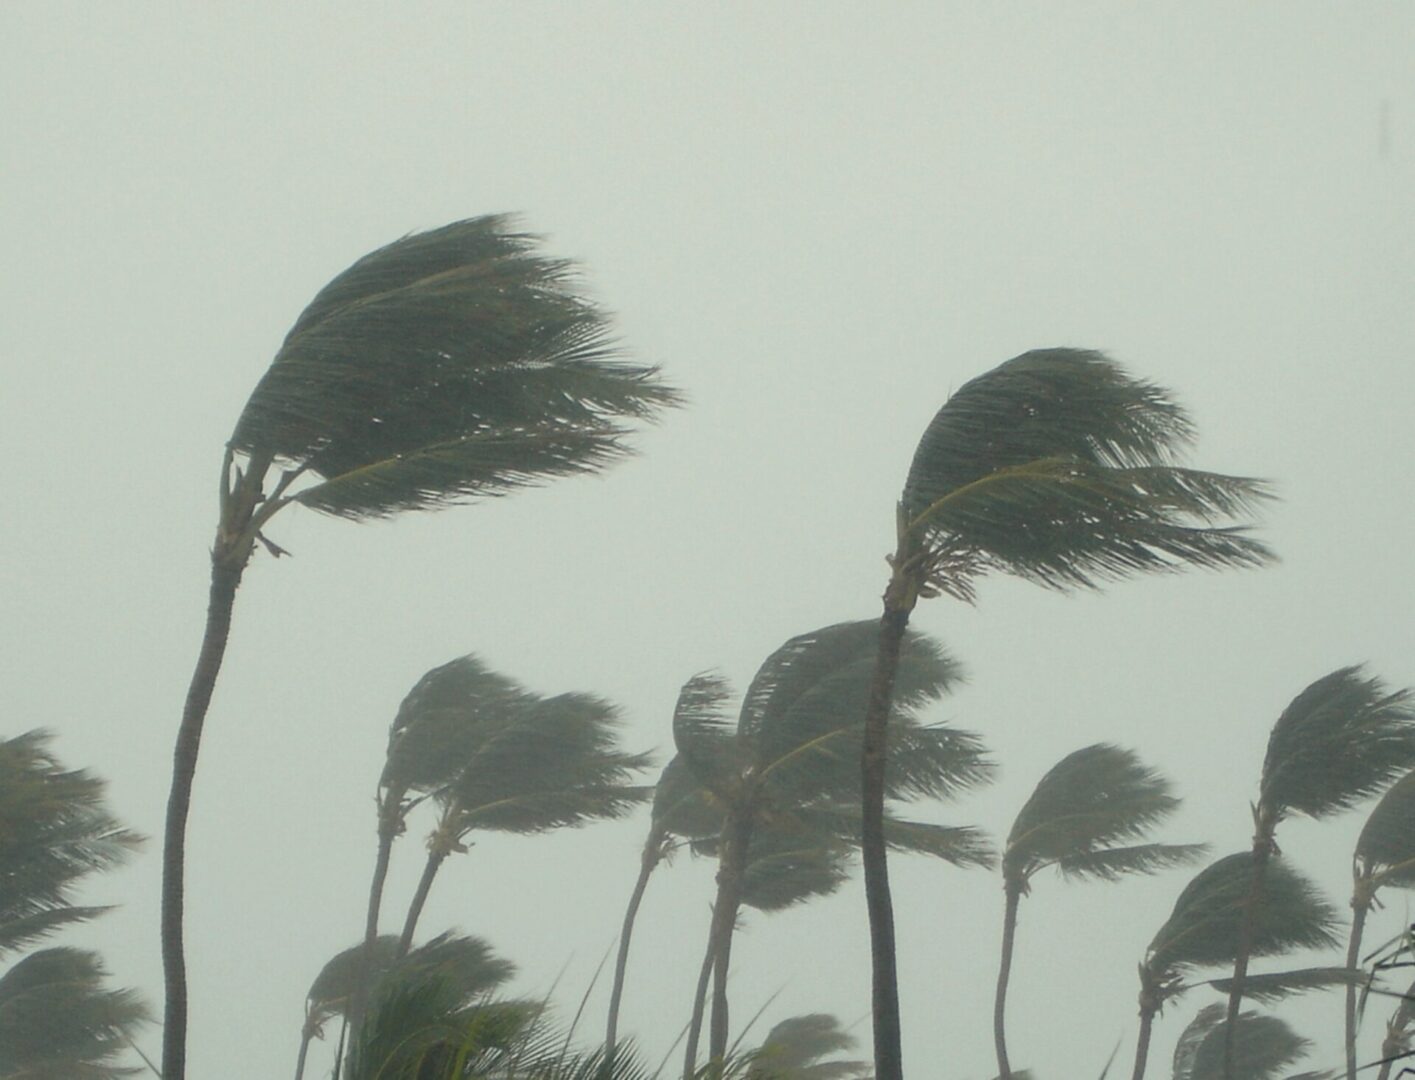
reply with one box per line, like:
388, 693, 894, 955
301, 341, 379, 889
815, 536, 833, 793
162, 455, 270, 1080
1130, 1003, 1158, 1080
707, 813, 753, 1064
993, 881, 1023, 1079
294, 1024, 314, 1080
398, 849, 449, 956
348, 799, 404, 1035
683, 915, 720, 1079
1346, 887, 1372, 1080
1222, 828, 1274, 1080
860, 542, 924, 1080
605, 831, 666, 1062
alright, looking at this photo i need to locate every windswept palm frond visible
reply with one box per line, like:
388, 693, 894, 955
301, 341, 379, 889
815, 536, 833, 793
671, 673, 741, 802
1204, 966, 1363, 1003
1171, 1005, 1312, 1080
1356, 770, 1415, 891
746, 1013, 871, 1078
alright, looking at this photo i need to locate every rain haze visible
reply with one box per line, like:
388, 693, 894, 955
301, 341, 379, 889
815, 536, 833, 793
3, 5, 1414, 1078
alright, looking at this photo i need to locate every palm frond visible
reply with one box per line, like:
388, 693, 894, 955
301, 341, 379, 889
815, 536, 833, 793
1356, 769, 1415, 890
304, 936, 403, 1035
795, 803, 995, 870
670, 672, 741, 800
229, 216, 680, 521
1170, 1004, 1312, 1080
882, 723, 995, 803
1056, 842, 1208, 883
746, 1013, 871, 1078
1145, 853, 1342, 978
1259, 667, 1415, 822
651, 755, 726, 842
738, 834, 853, 912
1203, 966, 1363, 1003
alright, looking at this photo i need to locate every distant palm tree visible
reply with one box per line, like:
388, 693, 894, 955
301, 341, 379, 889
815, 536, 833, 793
672, 621, 994, 1072
857, 349, 1274, 1080
0, 730, 143, 956
1224, 667, 1415, 1078
992, 744, 1205, 1078
163, 215, 680, 1080
395, 678, 651, 952
1170, 1004, 1314, 1080
0, 946, 151, 1079
1130, 852, 1342, 1080
1346, 770, 1415, 1079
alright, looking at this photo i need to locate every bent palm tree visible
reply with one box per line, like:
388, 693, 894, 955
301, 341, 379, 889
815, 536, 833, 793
0, 731, 143, 956
0, 947, 150, 1079
163, 215, 679, 1079
1224, 668, 1415, 1078
993, 744, 1205, 1078
1346, 770, 1415, 1079
1130, 852, 1341, 1080
859, 348, 1273, 1080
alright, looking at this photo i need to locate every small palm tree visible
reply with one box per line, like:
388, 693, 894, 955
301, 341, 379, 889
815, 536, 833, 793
0, 946, 151, 1079
857, 348, 1273, 1080
992, 744, 1206, 1078
0, 730, 143, 955
162, 215, 680, 1080
1346, 770, 1415, 1079
672, 621, 994, 1071
1130, 852, 1341, 1080
1170, 1004, 1314, 1080
1224, 667, 1415, 1078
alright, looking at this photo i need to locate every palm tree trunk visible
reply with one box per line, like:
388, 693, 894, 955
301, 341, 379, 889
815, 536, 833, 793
708, 814, 752, 1064
1222, 835, 1273, 1080
861, 548, 923, 1080
398, 849, 448, 955
294, 1026, 313, 1080
684, 916, 718, 1079
161, 555, 248, 1080
1346, 891, 1371, 1080
994, 883, 1023, 1079
1130, 1004, 1157, 1080
605, 834, 665, 1061
348, 808, 402, 1034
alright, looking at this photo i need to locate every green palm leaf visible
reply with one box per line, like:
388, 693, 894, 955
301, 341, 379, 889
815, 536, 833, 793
1356, 770, 1415, 890
1204, 966, 1363, 1003
747, 1013, 871, 1078
1170, 1004, 1313, 1080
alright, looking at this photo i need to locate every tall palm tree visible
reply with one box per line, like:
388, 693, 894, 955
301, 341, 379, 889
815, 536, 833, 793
163, 215, 680, 1079
1346, 770, 1415, 1079
857, 348, 1274, 1080
1223, 667, 1415, 1078
1170, 1004, 1314, 1080
1130, 852, 1342, 1080
993, 744, 1206, 1078
672, 621, 994, 1072
0, 730, 143, 956
0, 946, 151, 1079
396, 683, 651, 952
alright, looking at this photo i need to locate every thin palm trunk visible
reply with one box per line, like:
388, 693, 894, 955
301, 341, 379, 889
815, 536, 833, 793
684, 915, 718, 1079
1222, 837, 1273, 1079
399, 850, 448, 955
1130, 1004, 1157, 1080
707, 814, 752, 1064
861, 546, 922, 1080
994, 883, 1022, 1079
605, 835, 665, 1061
348, 811, 401, 1034
1346, 893, 1371, 1080
294, 1026, 313, 1080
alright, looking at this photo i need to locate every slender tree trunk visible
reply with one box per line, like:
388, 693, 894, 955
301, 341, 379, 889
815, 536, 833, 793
1222, 831, 1273, 1080
708, 814, 752, 1064
294, 1026, 313, 1080
605, 833, 665, 1062
348, 806, 402, 1037
684, 916, 718, 1079
162, 556, 248, 1080
1130, 1004, 1157, 1080
861, 546, 922, 1080
994, 883, 1023, 1080
399, 849, 448, 955
1346, 891, 1371, 1080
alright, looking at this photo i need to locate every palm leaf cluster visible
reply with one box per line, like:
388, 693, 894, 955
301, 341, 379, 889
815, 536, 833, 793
1171, 1004, 1316, 1080
745, 1014, 871, 1079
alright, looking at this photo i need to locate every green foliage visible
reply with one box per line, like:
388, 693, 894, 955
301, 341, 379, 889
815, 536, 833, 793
1205, 966, 1364, 1003
1003, 743, 1204, 889
1356, 770, 1415, 891
0, 947, 151, 1079
0, 731, 143, 956
746, 1013, 871, 1078
229, 215, 681, 522
1170, 1004, 1314, 1080
1259, 667, 1415, 823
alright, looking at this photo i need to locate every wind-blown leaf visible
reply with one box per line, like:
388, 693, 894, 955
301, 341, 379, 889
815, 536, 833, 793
1204, 966, 1364, 1003
748, 1013, 871, 1078
1170, 1004, 1312, 1080
1356, 770, 1415, 890
651, 754, 726, 842
1057, 842, 1208, 883
1259, 666, 1415, 822
671, 672, 741, 800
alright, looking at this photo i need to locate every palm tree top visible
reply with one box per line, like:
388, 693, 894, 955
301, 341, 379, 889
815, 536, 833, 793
1355, 768, 1415, 890
228, 215, 682, 521
1258, 665, 1415, 823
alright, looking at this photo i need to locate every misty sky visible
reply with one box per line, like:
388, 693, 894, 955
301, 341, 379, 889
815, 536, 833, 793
3, 5, 1413, 1077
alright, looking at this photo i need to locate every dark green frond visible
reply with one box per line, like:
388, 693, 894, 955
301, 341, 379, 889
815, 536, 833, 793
1357, 770, 1415, 890
399, 931, 516, 1001
305, 936, 403, 1032
1056, 842, 1208, 883
747, 1013, 870, 1078
1145, 853, 1342, 979
1260, 667, 1415, 822
670, 672, 741, 799
882, 723, 995, 803
1204, 966, 1363, 1003
229, 215, 681, 521
797, 804, 995, 870
1171, 1004, 1311, 1080
651, 755, 726, 841
1003, 744, 1186, 885
739, 833, 853, 912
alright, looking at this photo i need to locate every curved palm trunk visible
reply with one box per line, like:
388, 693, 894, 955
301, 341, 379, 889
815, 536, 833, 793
683, 916, 719, 1078
1130, 1005, 1157, 1080
994, 883, 1023, 1079
605, 833, 666, 1062
294, 1025, 314, 1080
861, 544, 923, 1080
708, 814, 752, 1064
1346, 891, 1372, 1080
1222, 832, 1273, 1080
398, 849, 448, 955
348, 805, 402, 1034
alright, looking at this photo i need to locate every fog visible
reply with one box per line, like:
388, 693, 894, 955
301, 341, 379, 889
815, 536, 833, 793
2, 5, 1413, 1078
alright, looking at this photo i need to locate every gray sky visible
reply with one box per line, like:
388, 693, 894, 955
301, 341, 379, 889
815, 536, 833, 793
3, 5, 1413, 1077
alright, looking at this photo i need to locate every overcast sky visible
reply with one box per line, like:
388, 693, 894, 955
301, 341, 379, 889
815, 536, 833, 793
3, 5, 1413, 1078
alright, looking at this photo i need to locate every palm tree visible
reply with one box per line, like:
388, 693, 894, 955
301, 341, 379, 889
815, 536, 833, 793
396, 681, 651, 952
1346, 770, 1415, 1079
1223, 667, 1415, 1078
0, 730, 143, 956
296, 932, 515, 1080
1130, 852, 1342, 1080
857, 348, 1274, 1080
1170, 1004, 1314, 1080
672, 621, 994, 1072
0, 946, 151, 1079
161, 215, 680, 1079
992, 744, 1206, 1078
